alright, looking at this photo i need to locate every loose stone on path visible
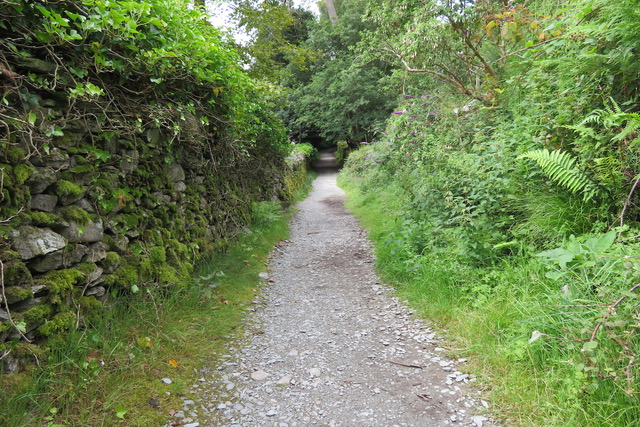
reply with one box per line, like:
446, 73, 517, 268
166, 152, 496, 426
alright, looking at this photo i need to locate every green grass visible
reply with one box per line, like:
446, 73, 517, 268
0, 173, 316, 427
338, 174, 640, 427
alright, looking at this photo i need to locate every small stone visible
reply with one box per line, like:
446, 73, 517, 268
175, 181, 187, 192
472, 416, 488, 427
166, 163, 186, 182
277, 376, 292, 386
161, 378, 172, 385
184, 400, 195, 406
85, 286, 106, 298
309, 368, 321, 377
251, 370, 269, 381
217, 403, 227, 410
259, 272, 269, 280
184, 423, 200, 427
266, 409, 277, 417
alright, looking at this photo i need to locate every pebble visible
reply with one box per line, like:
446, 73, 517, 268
251, 370, 269, 381
161, 378, 172, 385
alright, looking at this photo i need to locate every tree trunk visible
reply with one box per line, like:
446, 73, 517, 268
324, 0, 338, 24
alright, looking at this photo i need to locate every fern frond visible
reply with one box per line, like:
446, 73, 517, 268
593, 156, 623, 186
520, 149, 601, 201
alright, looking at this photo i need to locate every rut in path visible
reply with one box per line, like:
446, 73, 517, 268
169, 151, 495, 427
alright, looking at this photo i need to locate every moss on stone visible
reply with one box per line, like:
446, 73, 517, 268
112, 261, 139, 288
38, 269, 84, 295
59, 205, 91, 225
38, 311, 76, 337
14, 163, 35, 185
4, 261, 33, 287
30, 211, 62, 227
74, 262, 97, 282
78, 296, 104, 322
4, 146, 26, 165
22, 304, 53, 326
61, 164, 93, 181
11, 186, 31, 209
54, 180, 85, 197
101, 252, 121, 270
1, 250, 21, 262
149, 246, 166, 263
0, 163, 13, 188
4, 286, 33, 304
118, 213, 140, 229
74, 155, 87, 165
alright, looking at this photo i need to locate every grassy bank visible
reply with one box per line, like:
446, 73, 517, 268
0, 174, 315, 426
339, 175, 640, 427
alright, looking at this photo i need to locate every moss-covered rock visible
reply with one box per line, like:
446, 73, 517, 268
22, 304, 53, 327
38, 311, 76, 337
14, 163, 35, 185
29, 211, 63, 227
99, 252, 121, 275
53, 180, 86, 205
4, 286, 33, 304
3, 260, 33, 287
37, 269, 84, 296
77, 296, 104, 323
4, 146, 26, 165
58, 206, 91, 225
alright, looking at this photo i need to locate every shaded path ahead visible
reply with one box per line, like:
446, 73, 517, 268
175, 152, 494, 426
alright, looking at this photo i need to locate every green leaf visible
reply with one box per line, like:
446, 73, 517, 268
130, 284, 139, 294
15, 320, 27, 333
115, 403, 127, 419
28, 112, 37, 125
582, 341, 598, 351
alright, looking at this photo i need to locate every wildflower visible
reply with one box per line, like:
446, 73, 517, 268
360, 141, 368, 145
404, 95, 414, 98
393, 111, 404, 114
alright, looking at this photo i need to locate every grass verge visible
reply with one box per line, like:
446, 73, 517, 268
0, 173, 316, 427
338, 176, 640, 427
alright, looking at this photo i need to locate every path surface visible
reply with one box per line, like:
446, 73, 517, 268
170, 152, 495, 427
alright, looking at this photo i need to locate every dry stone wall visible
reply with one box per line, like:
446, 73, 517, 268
0, 84, 298, 374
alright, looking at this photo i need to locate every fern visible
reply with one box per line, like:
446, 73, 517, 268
580, 97, 640, 147
520, 149, 601, 202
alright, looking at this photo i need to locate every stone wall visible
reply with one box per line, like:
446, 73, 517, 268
0, 92, 298, 374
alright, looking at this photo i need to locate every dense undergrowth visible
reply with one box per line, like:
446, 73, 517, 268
0, 171, 315, 426
339, 0, 640, 425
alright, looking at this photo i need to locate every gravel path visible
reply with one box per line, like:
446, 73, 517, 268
168, 152, 496, 427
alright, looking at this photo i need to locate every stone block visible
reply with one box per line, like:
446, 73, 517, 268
11, 226, 67, 260
59, 219, 104, 243
26, 167, 59, 194
30, 194, 58, 212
